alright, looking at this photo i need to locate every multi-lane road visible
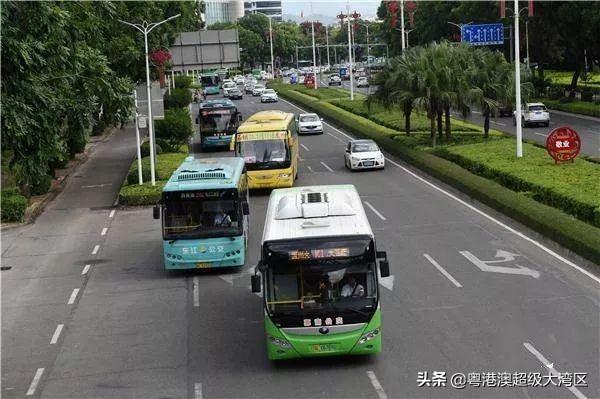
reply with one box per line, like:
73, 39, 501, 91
2, 92, 599, 399
319, 77, 600, 157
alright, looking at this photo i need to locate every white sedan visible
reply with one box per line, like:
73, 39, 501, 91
344, 139, 385, 170
260, 89, 278, 103
298, 113, 323, 134
513, 102, 551, 127
252, 84, 265, 96
222, 81, 237, 97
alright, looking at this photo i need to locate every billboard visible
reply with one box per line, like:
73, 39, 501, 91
169, 29, 240, 72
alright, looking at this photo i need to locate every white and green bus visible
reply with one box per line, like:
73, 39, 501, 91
251, 185, 390, 360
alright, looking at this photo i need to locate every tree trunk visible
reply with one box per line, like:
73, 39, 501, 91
404, 104, 411, 136
568, 68, 580, 99
430, 113, 436, 148
483, 108, 490, 138
444, 105, 451, 140
436, 109, 443, 139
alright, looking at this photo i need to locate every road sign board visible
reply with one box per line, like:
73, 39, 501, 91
461, 23, 504, 46
546, 126, 581, 163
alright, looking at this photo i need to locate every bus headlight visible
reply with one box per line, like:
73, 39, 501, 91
279, 173, 290, 178
358, 328, 380, 344
268, 336, 292, 349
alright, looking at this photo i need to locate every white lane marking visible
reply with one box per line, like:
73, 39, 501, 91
194, 382, 203, 399
326, 132, 346, 144
490, 120, 507, 126
278, 98, 600, 284
109, 209, 115, 218
91, 244, 100, 255
67, 288, 80, 305
101, 227, 108, 236
364, 201, 387, 221
307, 165, 314, 172
523, 342, 587, 399
193, 277, 200, 307
26, 368, 44, 396
535, 132, 547, 137
366, 371, 388, 399
50, 324, 64, 344
81, 264, 91, 275
301, 143, 310, 151
320, 161, 334, 172
379, 275, 395, 291
81, 183, 112, 188
423, 254, 463, 288
460, 250, 540, 278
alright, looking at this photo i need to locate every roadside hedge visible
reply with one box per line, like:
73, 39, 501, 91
1, 188, 28, 222
140, 140, 163, 158
119, 181, 165, 206
155, 108, 194, 151
275, 86, 600, 265
434, 141, 600, 227
541, 98, 600, 118
126, 152, 188, 185
174, 75, 193, 89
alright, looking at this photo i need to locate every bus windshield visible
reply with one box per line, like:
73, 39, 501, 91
236, 139, 290, 171
162, 189, 241, 239
201, 75, 219, 87
263, 237, 377, 326
199, 108, 237, 134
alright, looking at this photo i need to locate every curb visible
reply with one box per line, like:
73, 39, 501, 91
0, 127, 117, 231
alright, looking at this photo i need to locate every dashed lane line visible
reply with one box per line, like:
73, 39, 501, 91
101, 227, 108, 236
276, 98, 600, 285
67, 288, 80, 305
81, 264, 91, 275
91, 244, 100, 255
364, 201, 387, 221
523, 342, 587, 399
423, 254, 463, 288
50, 324, 64, 344
193, 277, 200, 307
109, 209, 116, 218
301, 143, 310, 151
26, 368, 44, 396
320, 161, 334, 172
307, 165, 314, 172
366, 371, 388, 399
195, 382, 203, 399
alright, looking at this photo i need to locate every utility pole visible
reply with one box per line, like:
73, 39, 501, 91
119, 14, 181, 186
525, 18, 530, 72
346, 2, 354, 100
514, 0, 523, 158
325, 24, 330, 67
133, 89, 143, 185
268, 15, 274, 78
311, 2, 318, 89
400, 0, 406, 54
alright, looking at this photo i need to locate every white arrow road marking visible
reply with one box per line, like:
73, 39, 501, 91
523, 342, 587, 399
485, 249, 519, 264
460, 250, 540, 278
218, 267, 254, 285
379, 275, 395, 291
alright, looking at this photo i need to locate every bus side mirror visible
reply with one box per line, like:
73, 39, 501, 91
379, 260, 390, 278
242, 201, 250, 215
376, 251, 387, 259
229, 137, 235, 152
153, 205, 160, 220
195, 117, 199, 124
251, 274, 261, 293
238, 113, 243, 121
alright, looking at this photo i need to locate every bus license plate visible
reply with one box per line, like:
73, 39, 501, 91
311, 343, 339, 352
196, 262, 211, 269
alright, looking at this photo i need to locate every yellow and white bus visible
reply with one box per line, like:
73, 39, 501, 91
232, 110, 299, 189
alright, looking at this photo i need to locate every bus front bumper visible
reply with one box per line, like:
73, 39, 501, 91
247, 171, 294, 189
163, 236, 245, 270
264, 313, 382, 360
201, 135, 233, 148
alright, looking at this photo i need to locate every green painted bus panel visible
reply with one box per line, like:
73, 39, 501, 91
264, 309, 382, 360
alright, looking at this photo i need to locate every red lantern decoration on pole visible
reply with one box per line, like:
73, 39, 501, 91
150, 49, 171, 88
387, 1, 399, 28
405, 1, 417, 28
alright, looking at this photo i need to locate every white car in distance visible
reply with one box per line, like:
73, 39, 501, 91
222, 81, 237, 97
514, 102, 551, 127
252, 84, 266, 96
260, 89, 278, 103
344, 139, 385, 170
298, 113, 323, 134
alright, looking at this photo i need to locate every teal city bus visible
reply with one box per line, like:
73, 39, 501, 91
200, 72, 221, 95
195, 99, 243, 151
251, 185, 390, 360
153, 157, 249, 270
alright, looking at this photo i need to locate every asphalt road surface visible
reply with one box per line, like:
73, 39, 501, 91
318, 77, 600, 157
2, 92, 599, 399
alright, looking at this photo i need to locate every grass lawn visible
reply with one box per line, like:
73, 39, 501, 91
286, 84, 350, 100
541, 98, 600, 118
546, 70, 600, 88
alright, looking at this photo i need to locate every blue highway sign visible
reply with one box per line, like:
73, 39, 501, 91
461, 23, 504, 46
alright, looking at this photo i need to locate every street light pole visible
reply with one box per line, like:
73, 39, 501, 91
400, 0, 406, 54
311, 4, 318, 89
133, 90, 143, 185
525, 18, 530, 72
346, 2, 354, 100
119, 14, 180, 186
268, 15, 274, 78
325, 24, 330, 67
514, 0, 523, 158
